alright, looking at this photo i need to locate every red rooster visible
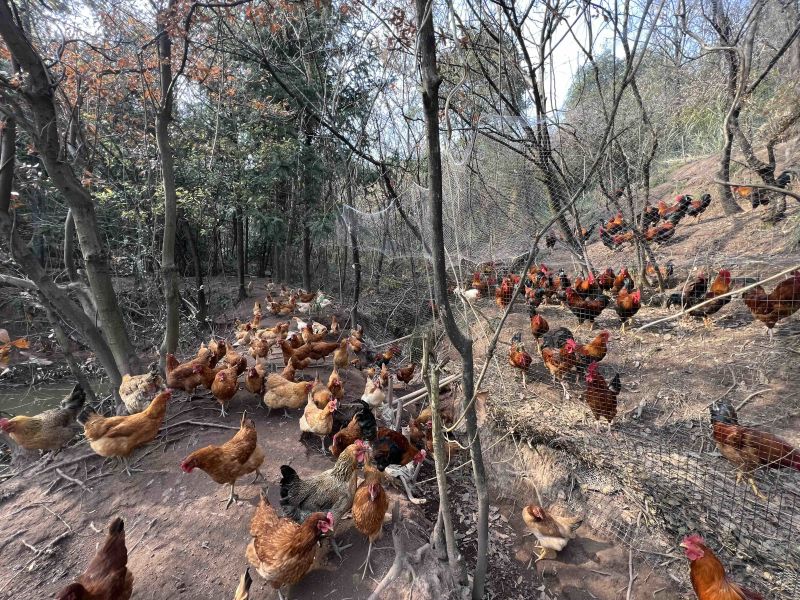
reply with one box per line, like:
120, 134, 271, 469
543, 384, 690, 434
614, 288, 641, 332
680, 534, 764, 600
710, 399, 800, 500
742, 271, 800, 341
495, 277, 514, 309
508, 333, 533, 387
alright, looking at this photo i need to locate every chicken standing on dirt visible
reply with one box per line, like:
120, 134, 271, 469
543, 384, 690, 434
180, 412, 266, 509
327, 366, 344, 401
299, 396, 338, 454
333, 340, 350, 370
508, 332, 533, 387
680, 534, 764, 600
522, 505, 583, 562
667, 272, 708, 310
352, 465, 389, 579
280, 440, 368, 523
565, 287, 609, 328
55, 517, 133, 600
409, 406, 460, 458
742, 271, 800, 342
614, 288, 641, 332
119, 370, 165, 414
529, 304, 549, 339
211, 364, 240, 417
582, 363, 621, 432
539, 338, 577, 385
246, 488, 333, 600
264, 376, 314, 415
709, 399, 800, 500
360, 376, 385, 409
573, 331, 610, 372
0, 384, 85, 451
688, 269, 732, 327
81, 390, 171, 476
165, 355, 210, 394
395, 363, 416, 388
245, 364, 267, 395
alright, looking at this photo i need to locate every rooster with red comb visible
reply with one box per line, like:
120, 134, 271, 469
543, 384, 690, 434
680, 534, 764, 600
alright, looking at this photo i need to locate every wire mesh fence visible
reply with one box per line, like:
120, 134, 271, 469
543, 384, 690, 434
327, 128, 800, 598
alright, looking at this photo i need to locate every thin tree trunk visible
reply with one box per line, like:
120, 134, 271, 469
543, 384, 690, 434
414, 0, 486, 595
0, 1, 139, 375
41, 299, 98, 406
0, 115, 122, 388
302, 224, 312, 291
236, 204, 246, 300
349, 228, 361, 327
422, 333, 461, 574
156, 0, 181, 369
181, 217, 207, 326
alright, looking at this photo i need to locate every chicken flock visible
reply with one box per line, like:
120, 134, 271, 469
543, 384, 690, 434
2, 284, 449, 599
3, 235, 800, 598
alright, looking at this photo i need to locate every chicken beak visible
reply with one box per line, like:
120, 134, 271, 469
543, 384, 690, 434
678, 542, 688, 549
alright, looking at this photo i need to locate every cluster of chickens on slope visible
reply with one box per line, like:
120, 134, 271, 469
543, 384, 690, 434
2, 201, 800, 599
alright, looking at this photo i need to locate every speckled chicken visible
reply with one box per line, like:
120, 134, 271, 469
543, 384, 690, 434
0, 384, 85, 451
119, 369, 165, 414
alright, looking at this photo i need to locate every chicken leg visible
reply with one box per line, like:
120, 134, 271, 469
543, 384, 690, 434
223, 482, 239, 509
121, 457, 141, 477
532, 545, 557, 562
737, 471, 767, 501
319, 435, 327, 455
329, 538, 352, 559
251, 468, 262, 484
359, 540, 375, 580
219, 404, 228, 418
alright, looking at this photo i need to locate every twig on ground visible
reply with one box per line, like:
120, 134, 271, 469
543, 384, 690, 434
33, 452, 96, 478
626, 512, 642, 600
129, 518, 158, 554
55, 468, 92, 493
735, 388, 771, 412
160, 420, 239, 431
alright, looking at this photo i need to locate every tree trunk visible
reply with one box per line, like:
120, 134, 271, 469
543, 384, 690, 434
0, 115, 122, 388
181, 217, 207, 327
717, 108, 743, 215
236, 204, 247, 300
302, 225, 312, 291
349, 227, 361, 327
156, 1, 181, 369
422, 333, 462, 574
414, 0, 486, 595
0, 1, 139, 376
712, 0, 743, 216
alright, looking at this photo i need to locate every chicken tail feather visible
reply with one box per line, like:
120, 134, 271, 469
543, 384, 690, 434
609, 373, 622, 395
665, 293, 682, 309
63, 384, 86, 414
108, 517, 125, 536
279, 465, 299, 500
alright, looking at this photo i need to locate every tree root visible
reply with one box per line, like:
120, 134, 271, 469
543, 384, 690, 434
367, 502, 431, 600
